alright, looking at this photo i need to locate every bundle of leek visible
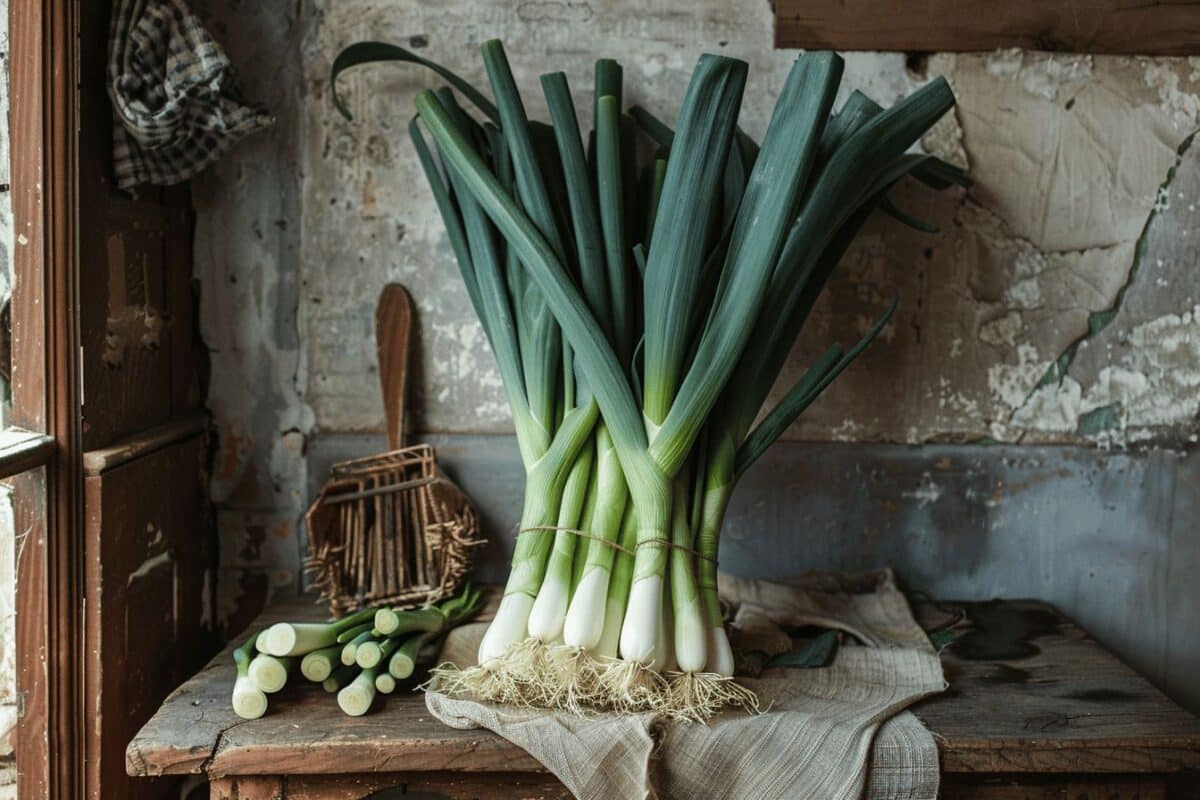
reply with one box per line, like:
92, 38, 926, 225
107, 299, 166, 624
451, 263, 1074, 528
230, 585, 481, 719
331, 40, 964, 719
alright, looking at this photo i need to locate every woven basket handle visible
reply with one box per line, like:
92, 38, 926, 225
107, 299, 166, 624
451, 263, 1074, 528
375, 284, 414, 450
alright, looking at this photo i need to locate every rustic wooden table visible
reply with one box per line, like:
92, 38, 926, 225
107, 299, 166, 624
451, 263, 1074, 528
127, 595, 1200, 799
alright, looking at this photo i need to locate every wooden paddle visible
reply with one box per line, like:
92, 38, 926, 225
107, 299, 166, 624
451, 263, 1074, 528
374, 284, 414, 451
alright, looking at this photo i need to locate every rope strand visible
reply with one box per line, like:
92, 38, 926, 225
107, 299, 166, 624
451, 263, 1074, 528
517, 526, 717, 566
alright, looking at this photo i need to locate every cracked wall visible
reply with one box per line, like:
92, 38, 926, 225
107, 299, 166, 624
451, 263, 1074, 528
298, 6, 1199, 449
927, 51, 1200, 446
192, 0, 1199, 669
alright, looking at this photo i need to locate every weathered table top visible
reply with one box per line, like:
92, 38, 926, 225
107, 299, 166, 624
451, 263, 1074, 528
127, 594, 1200, 780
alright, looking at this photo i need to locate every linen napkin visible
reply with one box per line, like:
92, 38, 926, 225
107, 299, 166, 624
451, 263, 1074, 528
428, 569, 945, 800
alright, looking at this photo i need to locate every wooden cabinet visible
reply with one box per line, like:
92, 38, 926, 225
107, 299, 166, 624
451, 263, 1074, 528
84, 435, 215, 800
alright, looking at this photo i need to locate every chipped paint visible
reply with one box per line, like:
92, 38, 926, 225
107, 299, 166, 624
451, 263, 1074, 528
901, 473, 944, 507
1015, 306, 1200, 441
285, 4, 1198, 454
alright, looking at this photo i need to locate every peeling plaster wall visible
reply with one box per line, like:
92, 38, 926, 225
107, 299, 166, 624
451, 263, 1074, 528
192, 0, 1199, 708
191, 0, 310, 634
298, 12, 1200, 449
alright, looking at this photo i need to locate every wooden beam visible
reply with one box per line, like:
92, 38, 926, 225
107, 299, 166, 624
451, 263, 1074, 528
772, 1, 1200, 55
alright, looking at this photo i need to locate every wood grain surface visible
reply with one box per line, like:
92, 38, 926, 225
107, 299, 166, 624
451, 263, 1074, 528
127, 594, 1200, 782
374, 285, 414, 451
773, 0, 1200, 55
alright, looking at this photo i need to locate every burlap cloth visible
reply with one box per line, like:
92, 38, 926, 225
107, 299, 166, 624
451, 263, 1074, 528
427, 569, 946, 799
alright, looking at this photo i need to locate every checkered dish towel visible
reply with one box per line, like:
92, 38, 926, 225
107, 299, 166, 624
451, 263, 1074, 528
108, 0, 272, 190
428, 570, 947, 800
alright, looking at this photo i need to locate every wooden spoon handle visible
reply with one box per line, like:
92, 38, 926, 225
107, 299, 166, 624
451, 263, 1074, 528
375, 284, 414, 451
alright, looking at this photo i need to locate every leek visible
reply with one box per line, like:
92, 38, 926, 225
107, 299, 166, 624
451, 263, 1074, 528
341, 629, 378, 666
299, 644, 342, 682
232, 632, 268, 720
373, 606, 454, 637
330, 39, 963, 717
248, 654, 295, 694
322, 664, 359, 693
337, 668, 378, 716
388, 631, 433, 680
227, 586, 483, 717
261, 607, 375, 656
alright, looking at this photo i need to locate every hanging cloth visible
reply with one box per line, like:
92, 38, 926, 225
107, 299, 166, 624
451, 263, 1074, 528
107, 0, 273, 190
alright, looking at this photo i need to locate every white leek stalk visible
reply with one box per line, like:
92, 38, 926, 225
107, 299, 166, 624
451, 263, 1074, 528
563, 427, 628, 649
300, 645, 342, 682
337, 669, 378, 716
260, 607, 375, 657
248, 654, 294, 694
341, 630, 376, 666
232, 633, 268, 720
389, 631, 434, 680
322, 664, 358, 693
528, 443, 594, 641
358, 634, 406, 670
372, 606, 448, 638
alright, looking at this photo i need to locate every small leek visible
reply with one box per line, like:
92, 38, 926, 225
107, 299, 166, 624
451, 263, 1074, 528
337, 668, 378, 716
248, 654, 295, 694
261, 607, 376, 657
232, 632, 268, 720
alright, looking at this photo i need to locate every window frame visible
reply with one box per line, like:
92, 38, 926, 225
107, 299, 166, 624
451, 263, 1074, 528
8, 1, 87, 797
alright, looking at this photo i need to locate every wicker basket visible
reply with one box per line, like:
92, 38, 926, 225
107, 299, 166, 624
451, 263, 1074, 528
304, 443, 483, 617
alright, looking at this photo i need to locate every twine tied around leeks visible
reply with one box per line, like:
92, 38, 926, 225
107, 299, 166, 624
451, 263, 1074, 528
517, 525, 718, 565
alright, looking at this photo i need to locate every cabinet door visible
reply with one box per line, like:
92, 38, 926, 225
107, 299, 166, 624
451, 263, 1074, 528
84, 435, 215, 800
